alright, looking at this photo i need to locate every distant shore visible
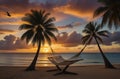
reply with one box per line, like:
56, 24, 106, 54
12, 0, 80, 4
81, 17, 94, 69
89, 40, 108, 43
0, 64, 120, 79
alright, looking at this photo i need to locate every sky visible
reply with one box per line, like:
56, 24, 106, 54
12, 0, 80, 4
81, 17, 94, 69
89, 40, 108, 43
0, 0, 120, 53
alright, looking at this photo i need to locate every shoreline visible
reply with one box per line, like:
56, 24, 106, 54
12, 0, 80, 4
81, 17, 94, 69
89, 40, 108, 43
0, 63, 120, 67
0, 64, 120, 79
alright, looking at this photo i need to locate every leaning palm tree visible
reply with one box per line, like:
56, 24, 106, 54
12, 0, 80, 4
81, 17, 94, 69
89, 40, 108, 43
70, 34, 92, 59
94, 0, 120, 29
82, 22, 115, 68
19, 9, 58, 71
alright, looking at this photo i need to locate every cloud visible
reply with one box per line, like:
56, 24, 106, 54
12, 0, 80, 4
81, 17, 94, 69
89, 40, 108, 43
0, 31, 120, 50
0, 0, 35, 13
57, 22, 81, 29
0, 29, 15, 34
0, 34, 31, 50
56, 31, 120, 47
99, 32, 120, 45
68, 0, 99, 12
63, 31, 82, 47
57, 31, 82, 47
54, 0, 100, 20
0, 0, 69, 29
0, 0, 98, 30
0, 0, 66, 14
0, 0, 100, 21
111, 32, 120, 44
84, 32, 120, 45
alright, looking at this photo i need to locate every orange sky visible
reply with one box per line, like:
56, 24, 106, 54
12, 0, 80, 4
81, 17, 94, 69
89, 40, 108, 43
0, 0, 120, 53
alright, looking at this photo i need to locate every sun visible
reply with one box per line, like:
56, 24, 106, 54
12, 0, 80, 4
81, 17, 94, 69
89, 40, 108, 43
43, 48, 49, 53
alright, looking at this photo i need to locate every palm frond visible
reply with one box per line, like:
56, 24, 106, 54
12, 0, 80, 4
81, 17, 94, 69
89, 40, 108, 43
85, 22, 95, 32
95, 36, 103, 43
101, 10, 111, 27
31, 10, 43, 24
42, 12, 50, 23
41, 34, 45, 46
32, 33, 38, 46
46, 28, 58, 32
21, 29, 34, 44
81, 35, 91, 44
95, 0, 120, 29
44, 32, 51, 45
108, 14, 114, 28
97, 30, 109, 38
19, 9, 58, 47
94, 7, 108, 18
22, 16, 37, 25
25, 13, 38, 24
40, 10, 45, 16
44, 23, 55, 28
95, 24, 102, 32
98, 30, 109, 34
82, 29, 91, 34
113, 13, 120, 29
44, 17, 55, 25
19, 24, 34, 30
98, 0, 113, 6
46, 30, 57, 41
87, 37, 93, 44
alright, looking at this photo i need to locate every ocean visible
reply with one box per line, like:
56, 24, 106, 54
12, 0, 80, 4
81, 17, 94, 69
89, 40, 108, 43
0, 53, 120, 67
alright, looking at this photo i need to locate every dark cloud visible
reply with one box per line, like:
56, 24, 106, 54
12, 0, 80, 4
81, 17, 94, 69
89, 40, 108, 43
111, 32, 120, 44
0, 0, 100, 24
65, 31, 82, 43
0, 34, 31, 50
68, 0, 100, 12
57, 31, 82, 47
87, 32, 120, 45
0, 17, 20, 23
0, 0, 69, 25
0, 29, 15, 34
0, 31, 120, 50
0, 33, 4, 34
99, 32, 120, 45
0, 0, 66, 14
0, 0, 100, 15
57, 31, 120, 47
0, 0, 42, 16
53, 0, 101, 19
57, 22, 81, 29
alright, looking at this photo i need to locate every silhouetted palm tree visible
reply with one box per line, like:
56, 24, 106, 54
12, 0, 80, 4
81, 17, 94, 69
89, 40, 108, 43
94, 0, 120, 29
82, 22, 115, 68
19, 9, 58, 71
70, 33, 92, 59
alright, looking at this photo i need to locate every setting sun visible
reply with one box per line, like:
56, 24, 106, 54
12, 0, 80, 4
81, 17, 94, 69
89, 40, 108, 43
0, 0, 120, 79
42, 48, 50, 53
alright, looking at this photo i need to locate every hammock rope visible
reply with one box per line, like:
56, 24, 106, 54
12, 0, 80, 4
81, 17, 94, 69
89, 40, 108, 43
49, 34, 92, 59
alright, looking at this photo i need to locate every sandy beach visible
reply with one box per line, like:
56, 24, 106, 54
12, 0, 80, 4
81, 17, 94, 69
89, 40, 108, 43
0, 65, 120, 79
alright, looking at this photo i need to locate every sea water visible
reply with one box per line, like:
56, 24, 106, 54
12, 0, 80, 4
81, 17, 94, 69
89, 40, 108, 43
0, 53, 120, 67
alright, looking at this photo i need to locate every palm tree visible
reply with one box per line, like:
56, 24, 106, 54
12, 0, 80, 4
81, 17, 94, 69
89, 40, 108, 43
82, 22, 115, 68
19, 9, 58, 71
70, 34, 92, 59
94, 0, 120, 29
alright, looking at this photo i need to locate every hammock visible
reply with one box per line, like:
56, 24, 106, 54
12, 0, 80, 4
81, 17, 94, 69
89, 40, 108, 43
47, 45, 83, 75
49, 45, 83, 60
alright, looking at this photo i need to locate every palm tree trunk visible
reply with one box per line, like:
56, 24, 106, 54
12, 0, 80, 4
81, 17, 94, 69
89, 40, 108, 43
94, 37, 115, 69
26, 41, 41, 71
71, 35, 93, 59
70, 44, 87, 59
